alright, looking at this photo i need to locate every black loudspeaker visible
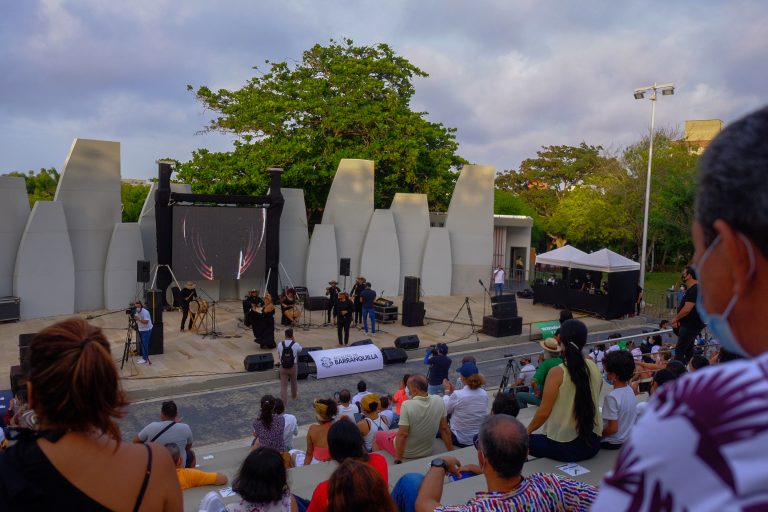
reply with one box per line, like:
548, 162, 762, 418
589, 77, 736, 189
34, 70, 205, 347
244, 353, 275, 372
403, 276, 420, 304
10, 365, 24, 396
492, 301, 518, 319
402, 301, 425, 327
137, 260, 151, 283
144, 290, 164, 324
306, 296, 329, 311
148, 323, 164, 355
382, 347, 408, 365
299, 347, 322, 363
482, 316, 523, 337
339, 258, 351, 277
0, 296, 20, 322
19, 333, 35, 375
297, 362, 312, 380
394, 334, 420, 350
350, 338, 373, 347
491, 294, 517, 304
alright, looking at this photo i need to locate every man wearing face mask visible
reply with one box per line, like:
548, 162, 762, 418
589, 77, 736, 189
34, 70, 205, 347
670, 266, 705, 363
592, 106, 768, 511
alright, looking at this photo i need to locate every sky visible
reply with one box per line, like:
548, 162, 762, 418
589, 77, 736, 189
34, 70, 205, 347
1, 0, 766, 180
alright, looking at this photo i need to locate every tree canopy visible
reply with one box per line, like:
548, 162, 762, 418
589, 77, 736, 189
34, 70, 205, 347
177, 38, 465, 221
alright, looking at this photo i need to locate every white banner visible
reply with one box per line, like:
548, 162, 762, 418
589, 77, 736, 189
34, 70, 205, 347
309, 344, 384, 379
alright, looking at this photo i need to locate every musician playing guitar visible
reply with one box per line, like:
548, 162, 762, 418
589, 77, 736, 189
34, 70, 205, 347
280, 288, 300, 326
180, 281, 198, 332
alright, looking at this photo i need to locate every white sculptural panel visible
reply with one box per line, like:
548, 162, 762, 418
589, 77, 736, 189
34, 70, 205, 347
0, 176, 30, 296
390, 193, 430, 294
279, 188, 309, 288
305, 224, 338, 296
104, 223, 145, 309
360, 209, 401, 298
421, 227, 452, 296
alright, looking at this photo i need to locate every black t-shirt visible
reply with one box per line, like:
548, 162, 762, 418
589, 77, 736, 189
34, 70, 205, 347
427, 354, 452, 385
678, 283, 704, 331
335, 299, 353, 319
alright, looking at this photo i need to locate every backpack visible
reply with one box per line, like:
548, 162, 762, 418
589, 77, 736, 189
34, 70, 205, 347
280, 341, 296, 369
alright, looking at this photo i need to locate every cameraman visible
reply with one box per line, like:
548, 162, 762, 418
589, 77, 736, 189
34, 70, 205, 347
133, 300, 153, 365
423, 343, 452, 395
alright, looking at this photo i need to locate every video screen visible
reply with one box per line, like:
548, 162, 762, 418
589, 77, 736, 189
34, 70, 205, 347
172, 205, 267, 281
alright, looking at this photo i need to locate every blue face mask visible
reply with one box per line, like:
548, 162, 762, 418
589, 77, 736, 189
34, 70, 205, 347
603, 372, 613, 386
695, 234, 756, 358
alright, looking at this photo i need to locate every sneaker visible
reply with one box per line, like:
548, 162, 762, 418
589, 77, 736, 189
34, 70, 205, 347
136, 358, 147, 365
372, 332, 377, 337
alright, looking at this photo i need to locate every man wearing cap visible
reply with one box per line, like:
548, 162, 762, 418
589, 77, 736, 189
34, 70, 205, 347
592, 105, 768, 510
442, 362, 489, 447
424, 343, 452, 395
179, 281, 198, 332
516, 338, 561, 409
325, 280, 340, 326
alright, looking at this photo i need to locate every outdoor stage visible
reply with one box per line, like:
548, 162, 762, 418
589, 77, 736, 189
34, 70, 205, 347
0, 293, 613, 395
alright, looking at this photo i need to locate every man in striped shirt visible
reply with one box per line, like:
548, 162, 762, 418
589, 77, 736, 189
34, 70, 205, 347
412, 415, 597, 512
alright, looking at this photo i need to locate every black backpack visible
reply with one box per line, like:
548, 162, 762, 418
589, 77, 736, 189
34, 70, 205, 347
280, 341, 296, 369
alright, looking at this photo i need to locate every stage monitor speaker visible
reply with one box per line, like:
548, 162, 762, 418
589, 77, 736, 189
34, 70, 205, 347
18, 333, 35, 375
137, 260, 151, 283
297, 361, 312, 380
382, 347, 408, 365
148, 323, 164, 355
482, 315, 523, 338
394, 334, 420, 350
306, 296, 329, 311
244, 353, 275, 372
10, 365, 24, 396
144, 290, 164, 324
402, 301, 425, 327
491, 294, 517, 304
492, 301, 518, 319
298, 347, 322, 363
403, 276, 420, 304
0, 296, 20, 322
339, 258, 351, 277
350, 338, 373, 347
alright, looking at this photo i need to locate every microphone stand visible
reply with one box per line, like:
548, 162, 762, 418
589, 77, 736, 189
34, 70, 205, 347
478, 279, 492, 318
197, 285, 222, 339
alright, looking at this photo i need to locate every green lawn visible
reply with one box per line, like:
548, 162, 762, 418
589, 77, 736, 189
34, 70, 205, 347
644, 271, 680, 304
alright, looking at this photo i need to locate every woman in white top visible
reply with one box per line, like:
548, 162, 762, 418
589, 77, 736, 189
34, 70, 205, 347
356, 393, 388, 452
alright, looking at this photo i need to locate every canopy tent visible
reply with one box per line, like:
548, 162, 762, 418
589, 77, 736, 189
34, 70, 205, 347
571, 248, 640, 273
534, 245, 589, 268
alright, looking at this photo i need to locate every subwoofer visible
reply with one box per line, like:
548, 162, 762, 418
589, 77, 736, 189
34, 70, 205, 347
350, 338, 373, 347
482, 315, 523, 337
144, 290, 164, 324
402, 301, 425, 327
382, 347, 408, 365
244, 353, 275, 372
403, 276, 420, 304
298, 347, 322, 363
394, 334, 420, 350
148, 323, 164, 355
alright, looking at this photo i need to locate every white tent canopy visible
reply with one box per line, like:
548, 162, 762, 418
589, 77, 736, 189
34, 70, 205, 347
535, 245, 589, 268
571, 248, 640, 272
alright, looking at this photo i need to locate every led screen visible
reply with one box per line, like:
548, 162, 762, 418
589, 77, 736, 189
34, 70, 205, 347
172, 205, 266, 281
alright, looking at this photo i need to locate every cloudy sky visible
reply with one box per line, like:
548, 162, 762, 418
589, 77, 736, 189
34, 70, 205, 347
1, 0, 766, 180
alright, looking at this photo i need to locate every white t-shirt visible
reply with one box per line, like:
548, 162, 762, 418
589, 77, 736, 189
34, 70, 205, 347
379, 408, 394, 425
282, 413, 298, 450
519, 364, 536, 388
601, 386, 637, 445
277, 339, 302, 366
135, 307, 153, 331
352, 391, 371, 407
493, 268, 505, 284
443, 386, 489, 446
337, 403, 358, 422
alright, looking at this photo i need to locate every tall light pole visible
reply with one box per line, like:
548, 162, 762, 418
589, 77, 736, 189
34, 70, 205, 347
633, 82, 675, 290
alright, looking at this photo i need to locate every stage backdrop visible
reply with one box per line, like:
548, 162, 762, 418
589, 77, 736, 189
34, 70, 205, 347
172, 205, 267, 281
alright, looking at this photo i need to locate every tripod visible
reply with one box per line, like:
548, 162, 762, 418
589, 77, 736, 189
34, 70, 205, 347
442, 297, 480, 342
121, 316, 139, 370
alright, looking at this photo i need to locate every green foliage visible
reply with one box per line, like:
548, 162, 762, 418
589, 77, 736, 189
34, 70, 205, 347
493, 189, 545, 248
4, 168, 60, 206
121, 182, 150, 222
178, 39, 465, 219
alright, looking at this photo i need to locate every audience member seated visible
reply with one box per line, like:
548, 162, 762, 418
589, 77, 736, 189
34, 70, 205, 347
336, 389, 357, 422
391, 374, 410, 419
307, 418, 388, 512
442, 362, 489, 447
166, 443, 227, 490
375, 374, 452, 463
357, 393, 389, 452
454, 356, 476, 390
275, 398, 298, 451
327, 459, 396, 512
202, 447, 298, 512
515, 356, 536, 390
135, 399, 195, 468
605, 333, 624, 352
352, 380, 371, 410
600, 351, 637, 450
590, 343, 606, 372
0, 318, 181, 510
527, 319, 603, 462
666, 360, 688, 378
517, 338, 562, 409
559, 309, 574, 324
688, 355, 710, 372
491, 392, 520, 418
379, 395, 394, 425
392, 414, 597, 512
634, 369, 681, 420
302, 399, 337, 465
253, 395, 289, 467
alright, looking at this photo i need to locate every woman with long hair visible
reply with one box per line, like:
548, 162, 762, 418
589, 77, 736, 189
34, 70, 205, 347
303, 399, 337, 465
250, 293, 276, 349
0, 318, 181, 510
307, 419, 388, 512
526, 319, 603, 462
253, 395, 288, 467
326, 459, 396, 512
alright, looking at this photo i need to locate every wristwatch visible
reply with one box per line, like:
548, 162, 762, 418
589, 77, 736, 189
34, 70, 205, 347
429, 458, 449, 472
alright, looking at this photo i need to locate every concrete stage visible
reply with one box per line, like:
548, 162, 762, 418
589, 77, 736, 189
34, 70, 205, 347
0, 294, 608, 396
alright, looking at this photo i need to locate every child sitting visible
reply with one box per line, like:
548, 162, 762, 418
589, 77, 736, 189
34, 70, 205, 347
336, 389, 357, 422
601, 350, 637, 450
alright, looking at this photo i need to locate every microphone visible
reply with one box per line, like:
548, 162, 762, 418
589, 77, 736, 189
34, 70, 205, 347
478, 279, 484, 287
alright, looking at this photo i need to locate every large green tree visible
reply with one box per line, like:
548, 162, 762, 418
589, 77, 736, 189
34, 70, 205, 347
5, 167, 60, 206
121, 182, 150, 222
178, 39, 465, 222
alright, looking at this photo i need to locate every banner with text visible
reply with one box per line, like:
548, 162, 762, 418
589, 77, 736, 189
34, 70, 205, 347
309, 344, 384, 379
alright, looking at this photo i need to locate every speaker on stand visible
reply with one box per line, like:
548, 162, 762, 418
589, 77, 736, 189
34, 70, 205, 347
339, 258, 351, 291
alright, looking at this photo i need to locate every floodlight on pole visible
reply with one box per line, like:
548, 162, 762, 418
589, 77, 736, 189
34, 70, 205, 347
634, 82, 675, 291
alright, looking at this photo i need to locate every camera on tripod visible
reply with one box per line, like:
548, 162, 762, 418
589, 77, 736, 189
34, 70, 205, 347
125, 306, 137, 316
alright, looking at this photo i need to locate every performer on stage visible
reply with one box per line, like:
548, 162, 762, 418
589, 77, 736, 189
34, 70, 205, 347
335, 292, 354, 346
179, 281, 198, 332
325, 280, 340, 325
280, 288, 300, 326
350, 276, 365, 326
243, 288, 264, 317
247, 292, 276, 349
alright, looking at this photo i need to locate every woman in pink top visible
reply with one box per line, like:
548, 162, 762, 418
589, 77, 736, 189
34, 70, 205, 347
304, 399, 337, 464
